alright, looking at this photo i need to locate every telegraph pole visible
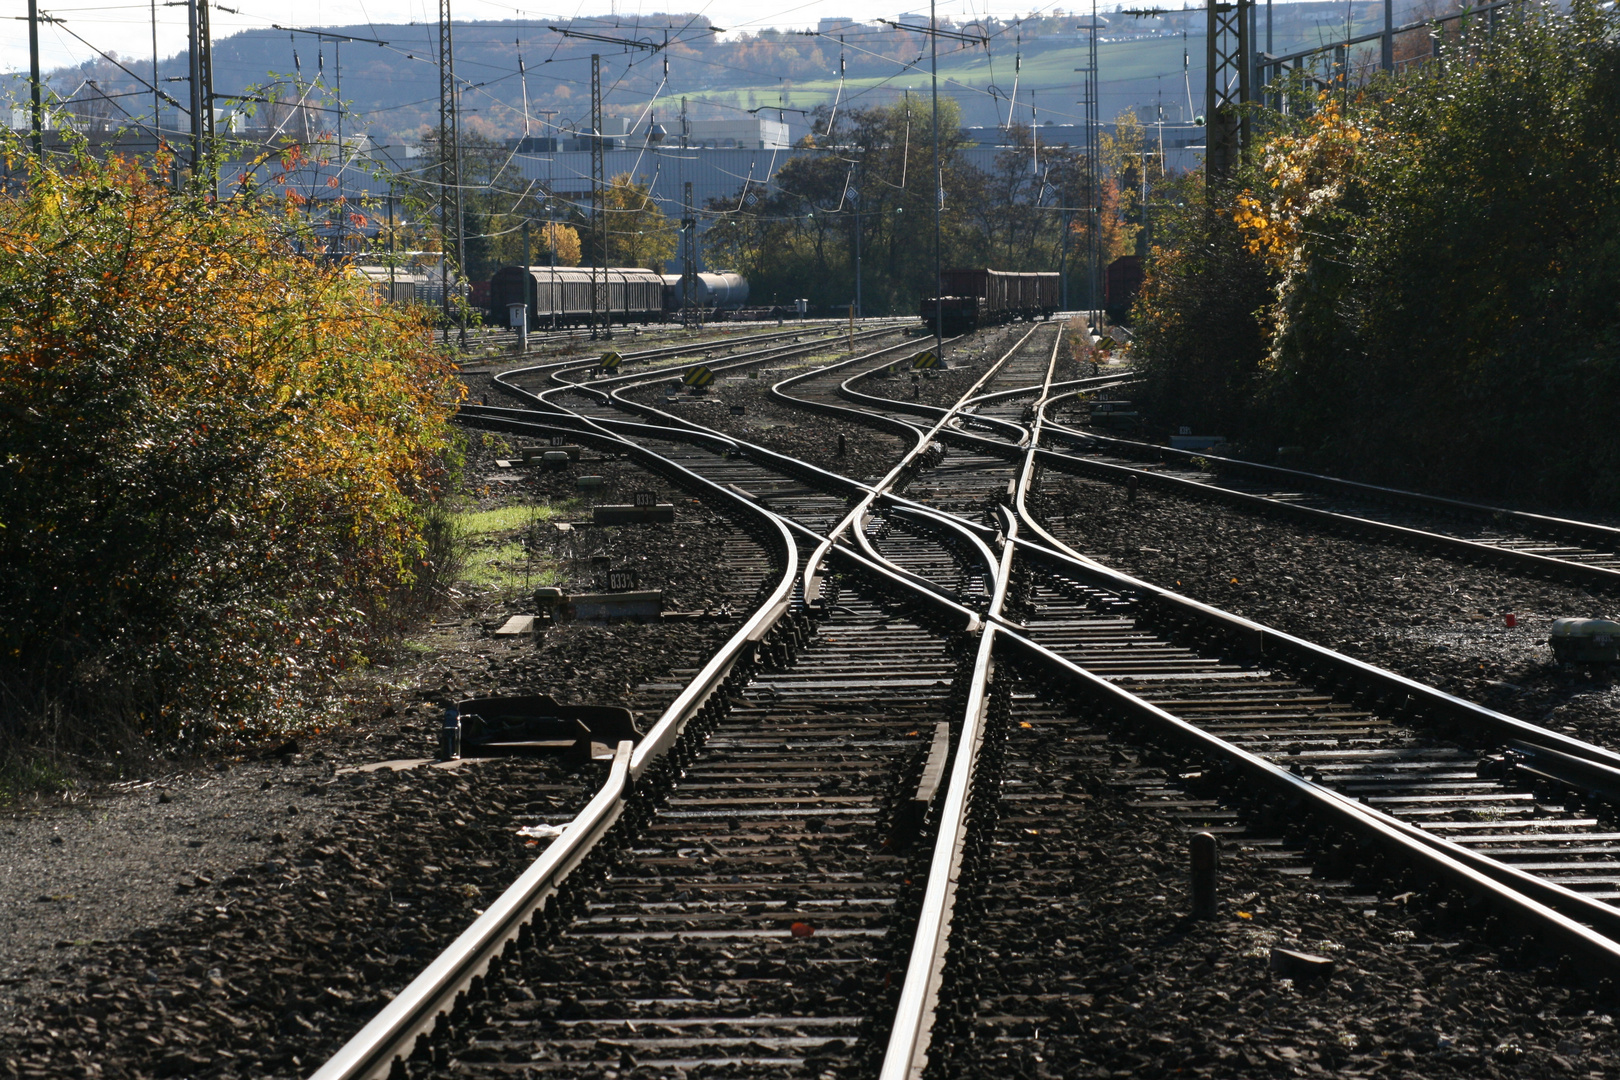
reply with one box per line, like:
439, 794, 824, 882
590, 53, 608, 339
1078, 0, 1101, 320
852, 164, 863, 319
1382, 0, 1394, 71
681, 181, 698, 326
884, 14, 985, 350
548, 27, 680, 340
930, 0, 942, 356
1205, 0, 1253, 181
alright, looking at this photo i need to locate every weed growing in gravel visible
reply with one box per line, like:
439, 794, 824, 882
452, 504, 575, 598
0, 755, 72, 805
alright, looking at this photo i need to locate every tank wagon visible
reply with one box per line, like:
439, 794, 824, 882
488, 266, 667, 329
660, 272, 750, 312
920, 269, 1060, 334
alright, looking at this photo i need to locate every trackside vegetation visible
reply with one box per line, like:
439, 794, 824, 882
1132, 0, 1620, 511
0, 143, 463, 786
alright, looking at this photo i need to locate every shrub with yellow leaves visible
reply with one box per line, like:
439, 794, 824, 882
0, 142, 463, 769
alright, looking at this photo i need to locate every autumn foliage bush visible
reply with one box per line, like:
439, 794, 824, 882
0, 144, 462, 773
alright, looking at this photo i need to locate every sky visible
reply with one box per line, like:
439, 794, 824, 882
0, 0, 1114, 80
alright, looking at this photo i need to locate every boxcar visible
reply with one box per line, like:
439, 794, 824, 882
922, 269, 1060, 333
488, 266, 667, 328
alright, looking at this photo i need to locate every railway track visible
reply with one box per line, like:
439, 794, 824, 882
1037, 401, 1620, 591
827, 341, 1620, 592
315, 318, 1620, 1079
475, 323, 890, 395
434, 581, 959, 1077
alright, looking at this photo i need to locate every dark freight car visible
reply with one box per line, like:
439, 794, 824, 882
488, 266, 667, 328
922, 269, 1059, 333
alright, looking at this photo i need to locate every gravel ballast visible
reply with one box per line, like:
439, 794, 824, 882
1037, 473, 1620, 750
945, 691, 1620, 1080
0, 427, 776, 1078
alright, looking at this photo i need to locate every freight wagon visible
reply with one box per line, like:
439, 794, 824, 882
488, 266, 667, 329
920, 269, 1060, 334
660, 271, 750, 312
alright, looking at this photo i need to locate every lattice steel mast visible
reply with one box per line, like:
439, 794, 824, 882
1205, 0, 1252, 180
438, 0, 462, 341
589, 54, 608, 339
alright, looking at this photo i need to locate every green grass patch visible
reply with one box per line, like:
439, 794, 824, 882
462, 540, 563, 593
454, 502, 576, 537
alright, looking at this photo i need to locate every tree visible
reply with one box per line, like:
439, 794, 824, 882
1145, 0, 1620, 508
705, 94, 1023, 314
969, 124, 1084, 275
541, 221, 582, 266
603, 173, 677, 270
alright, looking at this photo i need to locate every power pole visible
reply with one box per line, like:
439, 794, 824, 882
590, 53, 609, 339
547, 25, 677, 338
930, 0, 942, 356
1078, 0, 1101, 319
682, 180, 698, 327
26, 0, 43, 158
187, 0, 215, 173
851, 166, 863, 319
1205, 0, 1253, 182
1382, 0, 1394, 72
884, 13, 986, 350
438, 0, 461, 344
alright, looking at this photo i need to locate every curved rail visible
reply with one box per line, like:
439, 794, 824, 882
1037, 393, 1620, 589
308, 419, 798, 1080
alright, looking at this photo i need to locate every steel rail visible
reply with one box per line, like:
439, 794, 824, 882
800, 324, 1043, 607
592, 333, 926, 428
469, 382, 1022, 639
457, 401, 1025, 640
959, 371, 1133, 409
307, 741, 633, 1080
1005, 527, 1620, 936
838, 363, 1130, 449
1000, 515, 1620, 786
479, 333, 1620, 1063
1036, 395, 1620, 587
484, 330, 1041, 1080
473, 332, 1620, 1077
483, 327, 1013, 624
307, 418, 798, 1080
1035, 439, 1620, 590
877, 333, 1050, 1077
992, 626, 1620, 982
1002, 429, 1620, 971
537, 324, 905, 406
486, 322, 876, 404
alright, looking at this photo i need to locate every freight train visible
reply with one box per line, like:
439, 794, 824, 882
487, 265, 750, 329
919, 268, 1061, 334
